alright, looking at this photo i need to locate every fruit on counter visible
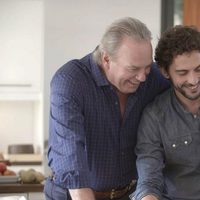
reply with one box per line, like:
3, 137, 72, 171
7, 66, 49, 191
0, 162, 17, 176
19, 169, 35, 183
3, 169, 16, 176
0, 162, 7, 174
19, 169, 45, 183
34, 171, 45, 183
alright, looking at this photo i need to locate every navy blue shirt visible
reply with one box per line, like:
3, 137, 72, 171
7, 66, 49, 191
47, 53, 169, 190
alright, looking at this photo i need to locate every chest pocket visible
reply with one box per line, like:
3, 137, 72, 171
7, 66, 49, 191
169, 135, 192, 149
164, 135, 193, 164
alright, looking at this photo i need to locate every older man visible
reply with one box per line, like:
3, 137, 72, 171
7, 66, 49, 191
44, 17, 169, 200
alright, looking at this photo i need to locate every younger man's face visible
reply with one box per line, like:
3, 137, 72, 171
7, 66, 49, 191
167, 50, 200, 101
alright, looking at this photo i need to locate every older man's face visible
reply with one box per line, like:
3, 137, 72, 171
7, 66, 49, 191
102, 37, 153, 94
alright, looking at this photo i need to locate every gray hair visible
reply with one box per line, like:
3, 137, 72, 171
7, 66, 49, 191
93, 17, 152, 65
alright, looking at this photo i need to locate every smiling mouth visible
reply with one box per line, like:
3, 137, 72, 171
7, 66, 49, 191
128, 80, 140, 86
190, 85, 198, 90
185, 84, 199, 92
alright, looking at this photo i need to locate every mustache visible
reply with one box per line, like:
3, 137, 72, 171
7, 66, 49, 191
184, 81, 200, 87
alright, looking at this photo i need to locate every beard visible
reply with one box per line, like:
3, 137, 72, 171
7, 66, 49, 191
173, 82, 200, 100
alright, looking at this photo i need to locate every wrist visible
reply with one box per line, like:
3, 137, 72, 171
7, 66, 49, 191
141, 194, 158, 200
69, 188, 95, 200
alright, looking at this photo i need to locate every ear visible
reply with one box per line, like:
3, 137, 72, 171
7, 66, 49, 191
101, 51, 110, 69
160, 67, 170, 79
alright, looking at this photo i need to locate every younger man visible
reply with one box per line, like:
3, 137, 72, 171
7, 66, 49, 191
132, 25, 200, 200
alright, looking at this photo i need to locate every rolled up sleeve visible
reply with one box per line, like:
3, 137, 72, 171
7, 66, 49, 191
48, 70, 90, 189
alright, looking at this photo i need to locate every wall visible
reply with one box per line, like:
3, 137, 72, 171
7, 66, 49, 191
43, 0, 162, 142
0, 0, 44, 154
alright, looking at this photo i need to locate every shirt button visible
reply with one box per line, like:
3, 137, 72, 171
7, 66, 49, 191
172, 144, 176, 148
115, 101, 118, 105
184, 141, 188, 145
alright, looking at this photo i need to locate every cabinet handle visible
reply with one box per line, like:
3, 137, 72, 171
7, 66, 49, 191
0, 83, 32, 87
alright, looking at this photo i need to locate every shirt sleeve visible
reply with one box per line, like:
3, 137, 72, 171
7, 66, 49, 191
139, 63, 170, 108
47, 68, 90, 189
132, 106, 165, 200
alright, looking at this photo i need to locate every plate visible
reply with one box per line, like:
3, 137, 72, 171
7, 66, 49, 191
0, 175, 19, 183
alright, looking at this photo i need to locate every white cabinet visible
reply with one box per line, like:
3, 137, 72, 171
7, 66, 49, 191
0, 0, 43, 100
0, 193, 44, 200
28, 192, 44, 200
0, 0, 44, 159
0, 193, 27, 198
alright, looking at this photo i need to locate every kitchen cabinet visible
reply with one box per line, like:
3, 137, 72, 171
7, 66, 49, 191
0, 0, 43, 100
28, 192, 44, 200
0, 193, 44, 200
0, 0, 44, 165
0, 184, 44, 200
0, 193, 27, 199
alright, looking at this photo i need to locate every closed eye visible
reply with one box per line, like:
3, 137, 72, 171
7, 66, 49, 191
176, 70, 188, 76
195, 66, 200, 72
126, 66, 139, 72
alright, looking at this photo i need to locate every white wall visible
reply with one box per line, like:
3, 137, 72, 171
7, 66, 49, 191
43, 0, 162, 140
0, 0, 43, 91
0, 0, 44, 154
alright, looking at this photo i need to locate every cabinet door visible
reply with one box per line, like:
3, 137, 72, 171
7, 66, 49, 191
0, 0, 43, 98
0, 193, 27, 198
28, 192, 44, 200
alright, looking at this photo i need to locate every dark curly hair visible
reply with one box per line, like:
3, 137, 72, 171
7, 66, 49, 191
155, 25, 200, 71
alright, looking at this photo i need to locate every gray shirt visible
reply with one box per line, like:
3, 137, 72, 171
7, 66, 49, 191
132, 88, 200, 200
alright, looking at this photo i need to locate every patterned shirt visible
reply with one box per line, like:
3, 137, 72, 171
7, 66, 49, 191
47, 53, 169, 190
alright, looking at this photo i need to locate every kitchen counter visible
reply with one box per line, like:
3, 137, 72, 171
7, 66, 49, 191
0, 183, 44, 193
4, 154, 43, 166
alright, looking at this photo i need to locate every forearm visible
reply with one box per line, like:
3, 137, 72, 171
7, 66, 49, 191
69, 188, 96, 200
141, 194, 159, 200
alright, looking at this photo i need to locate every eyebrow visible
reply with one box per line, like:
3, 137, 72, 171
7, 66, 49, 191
175, 69, 187, 72
176, 64, 200, 72
127, 62, 153, 69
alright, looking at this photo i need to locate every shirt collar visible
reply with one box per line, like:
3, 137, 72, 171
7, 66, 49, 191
89, 53, 110, 87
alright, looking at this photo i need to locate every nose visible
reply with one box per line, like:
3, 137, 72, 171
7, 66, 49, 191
135, 71, 147, 82
188, 72, 199, 85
